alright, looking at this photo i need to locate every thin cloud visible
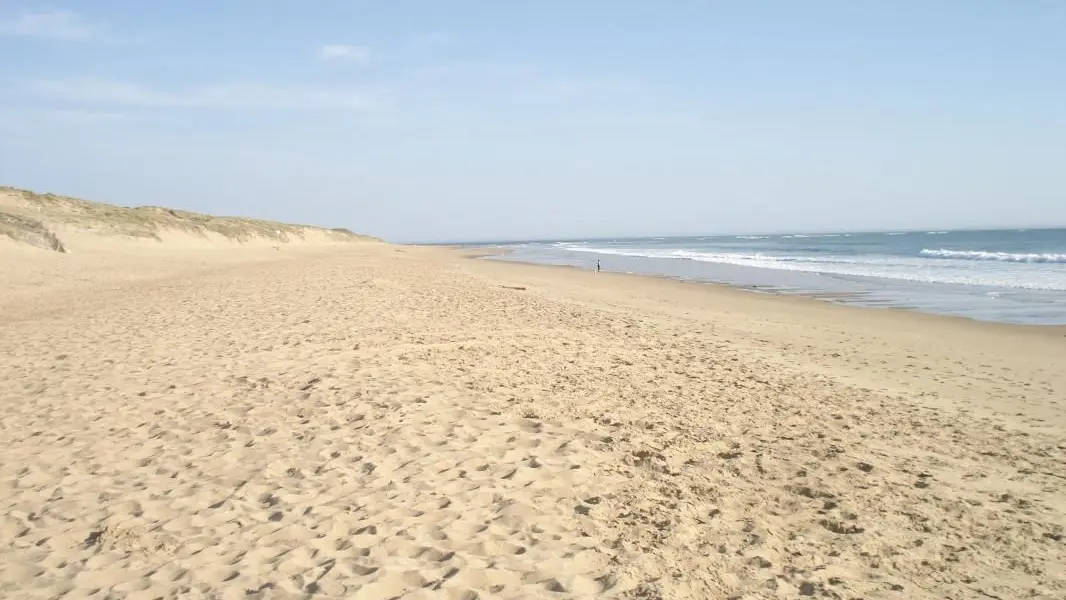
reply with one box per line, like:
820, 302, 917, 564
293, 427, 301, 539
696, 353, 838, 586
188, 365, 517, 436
319, 44, 372, 65
35, 107, 131, 123
538, 78, 642, 100
0, 107, 130, 131
400, 62, 637, 100
0, 10, 100, 41
406, 61, 539, 83
26, 78, 377, 111
414, 32, 453, 47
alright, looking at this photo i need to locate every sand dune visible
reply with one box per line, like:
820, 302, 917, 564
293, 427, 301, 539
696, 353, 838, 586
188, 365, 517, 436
0, 186, 376, 254
1, 194, 1065, 599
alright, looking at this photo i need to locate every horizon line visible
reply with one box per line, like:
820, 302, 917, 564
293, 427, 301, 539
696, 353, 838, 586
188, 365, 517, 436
409, 224, 1066, 246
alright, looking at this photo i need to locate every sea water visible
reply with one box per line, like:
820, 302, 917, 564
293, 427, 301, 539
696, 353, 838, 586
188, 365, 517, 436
476, 228, 1066, 325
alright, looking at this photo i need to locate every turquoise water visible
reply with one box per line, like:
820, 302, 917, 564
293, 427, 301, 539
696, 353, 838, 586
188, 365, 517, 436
477, 228, 1066, 325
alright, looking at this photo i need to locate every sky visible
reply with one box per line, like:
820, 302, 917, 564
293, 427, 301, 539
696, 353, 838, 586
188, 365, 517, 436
1, 1, 1064, 242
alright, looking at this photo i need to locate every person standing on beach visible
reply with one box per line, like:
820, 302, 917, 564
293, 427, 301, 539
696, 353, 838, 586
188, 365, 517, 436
596, 260, 601, 273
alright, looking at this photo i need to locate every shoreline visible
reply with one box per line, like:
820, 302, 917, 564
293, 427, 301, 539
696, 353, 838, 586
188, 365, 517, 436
458, 230, 1066, 327
461, 246, 1066, 335
450, 244, 1066, 433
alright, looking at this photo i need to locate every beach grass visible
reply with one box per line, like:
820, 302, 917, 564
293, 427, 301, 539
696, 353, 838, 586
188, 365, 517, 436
0, 186, 377, 250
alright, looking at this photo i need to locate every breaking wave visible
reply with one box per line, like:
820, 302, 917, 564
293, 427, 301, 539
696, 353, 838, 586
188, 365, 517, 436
920, 249, 1066, 263
557, 245, 1066, 290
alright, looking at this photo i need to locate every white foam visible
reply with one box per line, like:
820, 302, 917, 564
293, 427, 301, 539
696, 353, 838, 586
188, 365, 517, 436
781, 233, 844, 238
920, 249, 1066, 264
560, 245, 1066, 291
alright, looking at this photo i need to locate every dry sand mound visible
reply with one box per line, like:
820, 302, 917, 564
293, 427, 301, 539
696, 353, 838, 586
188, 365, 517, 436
0, 186, 377, 253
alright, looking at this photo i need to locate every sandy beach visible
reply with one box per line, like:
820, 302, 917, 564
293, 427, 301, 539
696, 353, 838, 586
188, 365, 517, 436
3, 224, 1065, 599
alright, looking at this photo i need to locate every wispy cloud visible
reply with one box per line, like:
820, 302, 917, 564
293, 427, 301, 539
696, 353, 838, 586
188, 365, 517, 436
406, 61, 539, 84
537, 78, 642, 100
0, 107, 130, 136
414, 32, 452, 47
0, 10, 101, 41
318, 44, 371, 65
401, 61, 638, 100
26, 78, 377, 111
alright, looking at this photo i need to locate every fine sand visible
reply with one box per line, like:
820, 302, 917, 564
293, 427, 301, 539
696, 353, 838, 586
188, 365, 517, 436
2, 227, 1065, 599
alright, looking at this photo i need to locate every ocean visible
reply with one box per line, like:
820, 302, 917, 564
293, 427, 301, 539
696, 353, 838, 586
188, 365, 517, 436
477, 228, 1066, 325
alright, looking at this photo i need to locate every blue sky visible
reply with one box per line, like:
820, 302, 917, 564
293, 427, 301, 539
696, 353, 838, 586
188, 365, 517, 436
1, 1, 1064, 242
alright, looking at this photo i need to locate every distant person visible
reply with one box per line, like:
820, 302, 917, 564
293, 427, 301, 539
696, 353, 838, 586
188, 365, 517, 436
596, 260, 601, 273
